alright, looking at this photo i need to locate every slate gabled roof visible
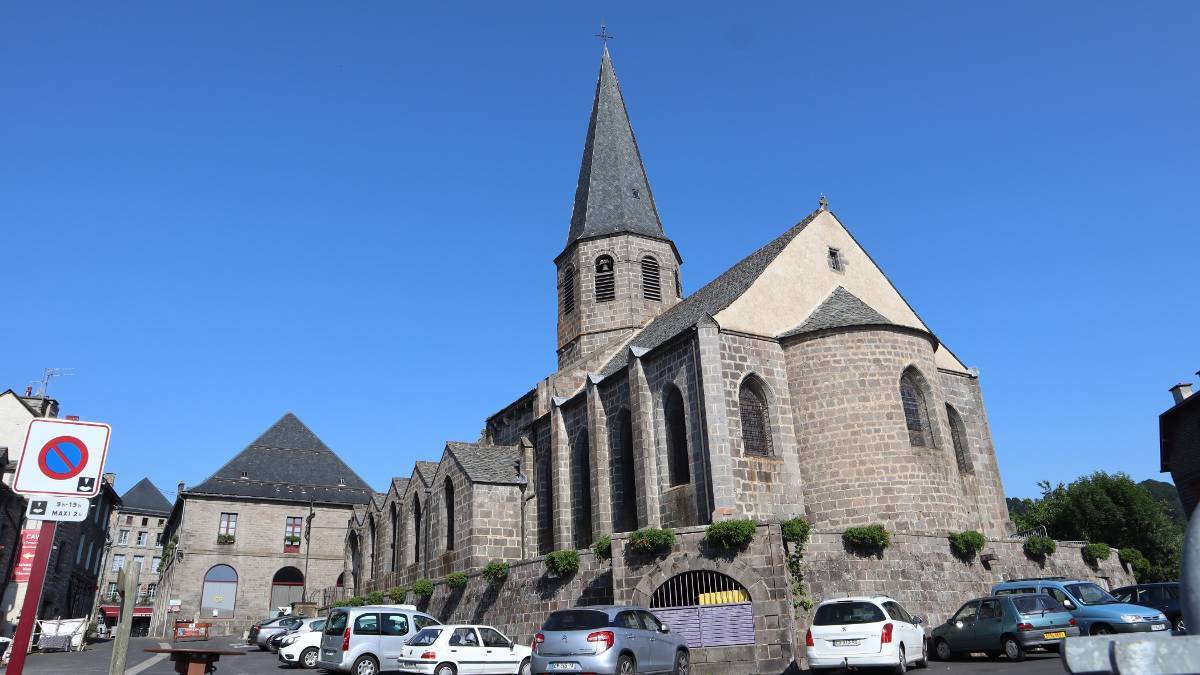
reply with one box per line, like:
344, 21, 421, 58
565, 47, 667, 250
390, 477, 410, 498
779, 286, 892, 338
188, 412, 372, 506
444, 442, 523, 485
412, 461, 440, 487
599, 209, 822, 377
119, 477, 173, 516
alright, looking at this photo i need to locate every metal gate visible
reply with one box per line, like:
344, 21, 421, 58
650, 571, 755, 648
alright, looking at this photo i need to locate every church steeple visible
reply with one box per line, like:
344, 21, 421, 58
565, 46, 667, 250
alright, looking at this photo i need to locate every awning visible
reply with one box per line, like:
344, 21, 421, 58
100, 606, 153, 617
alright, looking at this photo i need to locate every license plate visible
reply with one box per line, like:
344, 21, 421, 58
1043, 631, 1067, 639
833, 639, 862, 646
549, 664, 581, 671
1152, 624, 1167, 631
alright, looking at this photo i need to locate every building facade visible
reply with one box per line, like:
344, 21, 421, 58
1161, 377, 1200, 517
151, 413, 371, 636
97, 477, 173, 636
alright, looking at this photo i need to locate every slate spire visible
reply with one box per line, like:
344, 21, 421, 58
566, 46, 667, 248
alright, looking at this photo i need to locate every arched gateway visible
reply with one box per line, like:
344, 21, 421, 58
649, 571, 755, 648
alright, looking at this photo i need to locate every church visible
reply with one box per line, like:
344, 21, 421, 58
342, 47, 1129, 673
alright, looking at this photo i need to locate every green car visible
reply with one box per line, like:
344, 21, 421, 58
930, 594, 1079, 661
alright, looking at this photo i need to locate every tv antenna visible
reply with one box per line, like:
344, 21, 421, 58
32, 367, 74, 397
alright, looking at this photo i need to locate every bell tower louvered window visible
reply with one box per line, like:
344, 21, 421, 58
738, 377, 772, 456
561, 265, 576, 315
641, 256, 661, 301
595, 256, 615, 302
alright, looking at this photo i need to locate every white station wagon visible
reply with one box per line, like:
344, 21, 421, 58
398, 624, 532, 675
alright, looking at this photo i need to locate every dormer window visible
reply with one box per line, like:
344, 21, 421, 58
240, 471, 248, 479
631, 188, 641, 199
337, 477, 346, 486
828, 247, 843, 272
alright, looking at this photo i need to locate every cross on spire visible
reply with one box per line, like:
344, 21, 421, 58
594, 22, 614, 45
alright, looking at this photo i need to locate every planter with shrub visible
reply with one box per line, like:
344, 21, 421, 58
1082, 542, 1111, 566
842, 524, 891, 553
446, 572, 468, 589
1023, 534, 1057, 559
592, 535, 612, 561
481, 560, 510, 583
545, 549, 581, 576
412, 578, 435, 597
948, 530, 986, 560
627, 528, 675, 555
386, 586, 407, 603
781, 517, 811, 545
705, 519, 756, 550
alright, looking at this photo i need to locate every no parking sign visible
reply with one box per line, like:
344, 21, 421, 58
14, 418, 110, 498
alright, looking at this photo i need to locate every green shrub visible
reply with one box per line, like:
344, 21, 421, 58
1023, 534, 1057, 558
592, 535, 612, 561
345, 596, 365, 607
781, 517, 811, 545
386, 586, 407, 603
412, 578, 435, 597
364, 590, 385, 605
1082, 542, 1112, 565
948, 530, 986, 559
481, 560, 510, 583
842, 524, 891, 552
1119, 547, 1151, 580
545, 549, 581, 576
628, 528, 676, 555
445, 572, 468, 589
705, 519, 756, 549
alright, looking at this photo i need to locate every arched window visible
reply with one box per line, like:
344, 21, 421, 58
336, 572, 345, 588
571, 427, 593, 549
367, 516, 377, 575
595, 255, 615, 302
675, 272, 682, 298
611, 409, 638, 532
444, 477, 455, 551
535, 441, 554, 555
561, 265, 576, 315
390, 503, 400, 572
900, 368, 935, 447
946, 404, 973, 474
664, 386, 690, 486
739, 376, 773, 456
201, 564, 237, 618
641, 256, 661, 301
412, 498, 422, 564
269, 566, 304, 609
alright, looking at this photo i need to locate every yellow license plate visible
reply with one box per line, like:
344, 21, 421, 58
1043, 631, 1067, 639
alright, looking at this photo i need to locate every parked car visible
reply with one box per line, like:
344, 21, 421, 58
278, 618, 327, 668
397, 624, 531, 675
249, 615, 295, 648
1111, 582, 1184, 631
317, 605, 441, 675
270, 617, 325, 653
930, 594, 1078, 661
991, 577, 1170, 635
256, 615, 305, 650
530, 606, 689, 675
805, 596, 927, 672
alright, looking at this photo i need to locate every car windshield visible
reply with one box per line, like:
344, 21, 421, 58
813, 602, 886, 626
542, 610, 610, 631
1013, 596, 1065, 614
1066, 583, 1117, 605
407, 628, 442, 646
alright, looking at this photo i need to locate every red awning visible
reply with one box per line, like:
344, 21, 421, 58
100, 606, 152, 617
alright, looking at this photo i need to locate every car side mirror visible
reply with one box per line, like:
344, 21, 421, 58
955, 621, 964, 629
913, 615, 925, 625
1063, 600, 1075, 610
659, 623, 670, 634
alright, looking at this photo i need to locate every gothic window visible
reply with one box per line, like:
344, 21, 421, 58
675, 272, 682, 298
390, 503, 400, 572
444, 477, 455, 551
611, 409, 638, 532
900, 368, 935, 447
946, 404, 973, 474
368, 516, 377, 574
535, 434, 554, 555
412, 498, 422, 563
641, 256, 662, 301
595, 255, 615, 302
739, 376, 773, 456
561, 265, 576, 315
571, 427, 593, 549
664, 385, 690, 486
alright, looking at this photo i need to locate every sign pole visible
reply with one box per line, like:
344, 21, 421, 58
7, 520, 58, 675
107, 563, 139, 675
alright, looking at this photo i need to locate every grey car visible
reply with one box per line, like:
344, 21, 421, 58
531, 606, 689, 675
256, 615, 305, 650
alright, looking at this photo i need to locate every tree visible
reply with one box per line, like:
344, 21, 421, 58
1008, 472, 1181, 582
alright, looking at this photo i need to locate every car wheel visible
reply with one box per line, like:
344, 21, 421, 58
435, 663, 456, 675
519, 658, 531, 675
673, 649, 689, 675
914, 638, 928, 668
353, 655, 379, 675
1092, 624, 1114, 636
617, 654, 636, 674
1003, 636, 1025, 662
893, 644, 907, 674
301, 647, 319, 668
934, 638, 954, 661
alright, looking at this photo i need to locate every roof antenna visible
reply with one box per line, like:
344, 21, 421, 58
33, 367, 74, 397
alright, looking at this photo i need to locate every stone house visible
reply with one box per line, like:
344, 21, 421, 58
1161, 377, 1200, 517
96, 476, 173, 636
151, 413, 371, 636
340, 47, 1133, 673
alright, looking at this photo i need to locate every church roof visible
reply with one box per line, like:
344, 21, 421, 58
444, 442, 523, 485
187, 412, 373, 506
565, 47, 667, 251
119, 477, 173, 516
779, 286, 892, 338
390, 477, 409, 497
599, 209, 822, 376
413, 461, 440, 487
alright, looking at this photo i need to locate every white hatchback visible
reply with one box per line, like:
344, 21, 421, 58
277, 618, 326, 668
806, 596, 928, 673
397, 624, 531, 675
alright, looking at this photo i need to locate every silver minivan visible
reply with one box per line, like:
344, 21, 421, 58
318, 605, 441, 675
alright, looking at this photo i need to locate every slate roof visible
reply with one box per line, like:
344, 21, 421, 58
565, 47, 667, 249
119, 477, 173, 516
444, 442, 524, 485
779, 287, 892, 338
599, 209, 822, 377
413, 461, 440, 487
187, 412, 373, 506
390, 477, 410, 497
371, 493, 386, 510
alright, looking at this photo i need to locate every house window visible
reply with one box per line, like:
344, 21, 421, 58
444, 477, 456, 551
561, 265, 577, 315
595, 255, 615, 302
828, 247, 843, 271
152, 556, 161, 571
284, 516, 303, 552
112, 554, 125, 571
142, 517, 148, 526
147, 583, 157, 599
664, 385, 690, 486
641, 256, 661, 301
125, 515, 132, 525
201, 564, 238, 618
900, 368, 935, 447
739, 376, 773, 456
118, 530, 129, 545
158, 519, 164, 527
218, 512, 237, 544
106, 582, 118, 599
136, 531, 148, 547
155, 532, 163, 548
133, 555, 145, 570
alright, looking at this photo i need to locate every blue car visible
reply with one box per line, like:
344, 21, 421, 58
991, 577, 1169, 636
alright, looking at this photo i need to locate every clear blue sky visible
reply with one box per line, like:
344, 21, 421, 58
3, 2, 1197, 503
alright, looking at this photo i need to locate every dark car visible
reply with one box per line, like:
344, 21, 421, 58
249, 616, 295, 649
931, 594, 1078, 661
1112, 583, 1184, 631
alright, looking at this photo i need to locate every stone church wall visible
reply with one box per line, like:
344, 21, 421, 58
642, 337, 709, 529
938, 369, 1012, 537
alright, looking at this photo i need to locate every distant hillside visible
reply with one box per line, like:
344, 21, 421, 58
1140, 479, 1186, 531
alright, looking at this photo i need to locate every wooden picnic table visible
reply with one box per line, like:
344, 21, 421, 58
144, 647, 244, 675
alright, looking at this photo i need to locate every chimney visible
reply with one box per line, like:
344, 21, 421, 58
177, 480, 185, 496
1170, 382, 1194, 405
66, 415, 79, 421
24, 386, 32, 396
103, 472, 116, 487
